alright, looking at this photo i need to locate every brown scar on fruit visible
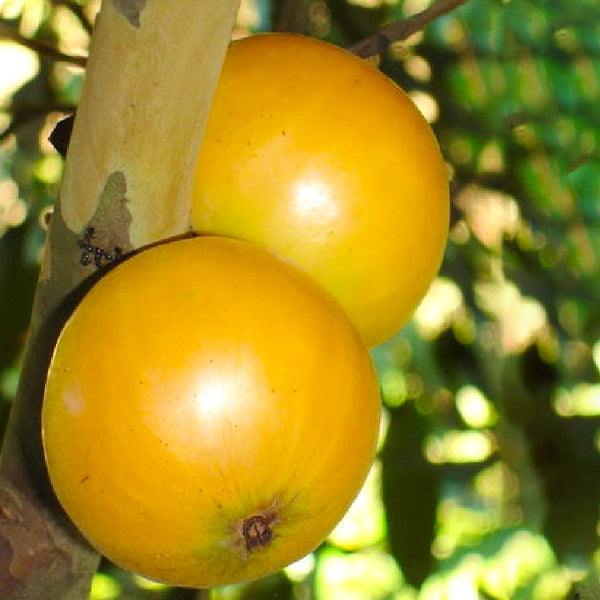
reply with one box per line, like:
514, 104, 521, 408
111, 0, 146, 28
236, 493, 294, 553
242, 513, 276, 551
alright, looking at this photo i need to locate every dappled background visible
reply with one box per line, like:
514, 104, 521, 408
1, 0, 600, 598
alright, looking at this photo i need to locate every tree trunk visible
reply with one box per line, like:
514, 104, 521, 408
0, 1, 241, 597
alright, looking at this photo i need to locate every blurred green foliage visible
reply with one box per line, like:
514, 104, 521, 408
1, 0, 600, 598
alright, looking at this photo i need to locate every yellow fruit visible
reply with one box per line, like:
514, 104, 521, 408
193, 33, 449, 347
42, 236, 380, 588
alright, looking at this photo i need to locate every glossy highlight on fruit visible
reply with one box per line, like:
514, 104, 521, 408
192, 33, 449, 347
42, 236, 380, 588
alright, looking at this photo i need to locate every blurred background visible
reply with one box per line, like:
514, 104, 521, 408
1, 0, 600, 598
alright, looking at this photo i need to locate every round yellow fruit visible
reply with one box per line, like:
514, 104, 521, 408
42, 236, 380, 588
192, 33, 449, 347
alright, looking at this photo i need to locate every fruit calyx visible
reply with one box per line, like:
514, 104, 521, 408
242, 513, 275, 551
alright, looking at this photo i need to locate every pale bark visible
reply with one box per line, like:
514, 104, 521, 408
0, 1, 241, 598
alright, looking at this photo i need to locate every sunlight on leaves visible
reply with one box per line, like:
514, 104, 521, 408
437, 16, 467, 51
533, 568, 576, 600
285, 553, 316, 582
381, 368, 407, 408
316, 547, 403, 600
389, 32, 424, 60
33, 155, 63, 185
482, 531, 556, 599
477, 140, 505, 174
433, 501, 502, 560
0, 366, 19, 399
408, 90, 439, 123
403, 55, 432, 82
421, 554, 483, 600
0, 42, 39, 105
328, 460, 387, 550
593, 339, 600, 375
402, 0, 432, 18
51, 5, 89, 56
456, 386, 497, 429
211, 583, 245, 600
90, 573, 120, 600
455, 185, 519, 249
0, 0, 26, 19
475, 281, 547, 354
413, 278, 463, 340
426, 531, 558, 600
132, 574, 168, 590
473, 461, 517, 508
424, 430, 495, 464
0, 178, 27, 238
237, 0, 262, 29
554, 384, 600, 417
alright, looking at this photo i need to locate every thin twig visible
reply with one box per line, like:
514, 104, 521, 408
348, 0, 474, 58
0, 19, 87, 67
49, 0, 95, 35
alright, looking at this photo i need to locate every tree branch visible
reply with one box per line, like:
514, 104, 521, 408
348, 0, 473, 58
0, 19, 88, 67
0, 1, 241, 598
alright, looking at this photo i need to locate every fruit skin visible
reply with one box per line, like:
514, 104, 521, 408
192, 33, 449, 348
42, 236, 380, 588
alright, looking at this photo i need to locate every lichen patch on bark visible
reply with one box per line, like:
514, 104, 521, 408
82, 171, 133, 264
37, 171, 132, 319
111, 0, 146, 27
